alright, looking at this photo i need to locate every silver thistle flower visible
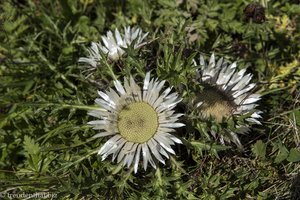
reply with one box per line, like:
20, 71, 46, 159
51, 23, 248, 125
194, 54, 262, 148
79, 26, 148, 74
88, 72, 184, 173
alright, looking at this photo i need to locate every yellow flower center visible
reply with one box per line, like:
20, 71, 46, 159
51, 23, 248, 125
118, 102, 158, 143
197, 88, 236, 122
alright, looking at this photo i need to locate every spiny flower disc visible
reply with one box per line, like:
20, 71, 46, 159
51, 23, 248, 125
118, 102, 158, 143
88, 72, 185, 173
196, 87, 236, 122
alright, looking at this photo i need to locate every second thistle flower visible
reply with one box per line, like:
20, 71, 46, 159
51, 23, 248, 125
79, 26, 148, 70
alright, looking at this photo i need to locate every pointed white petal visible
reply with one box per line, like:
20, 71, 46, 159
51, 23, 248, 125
242, 94, 261, 104
125, 143, 138, 168
133, 144, 142, 173
246, 117, 262, 125
232, 83, 255, 98
160, 123, 185, 128
232, 74, 252, 91
154, 134, 176, 155
115, 28, 123, 45
93, 132, 115, 138
251, 112, 262, 118
229, 131, 242, 148
148, 139, 165, 164
99, 135, 121, 156
142, 143, 149, 171
114, 80, 126, 95
88, 120, 107, 125
112, 138, 126, 161
143, 72, 151, 91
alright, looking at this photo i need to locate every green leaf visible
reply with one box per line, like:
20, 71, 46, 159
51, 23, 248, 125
191, 141, 231, 151
274, 144, 289, 163
23, 135, 41, 172
252, 140, 266, 160
23, 135, 40, 155
290, 109, 300, 126
287, 148, 300, 162
191, 141, 231, 159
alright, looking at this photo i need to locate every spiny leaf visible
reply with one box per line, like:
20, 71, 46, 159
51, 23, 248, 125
23, 135, 40, 155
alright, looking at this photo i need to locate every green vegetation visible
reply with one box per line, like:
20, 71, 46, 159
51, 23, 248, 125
0, 0, 299, 199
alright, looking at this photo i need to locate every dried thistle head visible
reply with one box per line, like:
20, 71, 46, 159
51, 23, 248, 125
243, 2, 266, 23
